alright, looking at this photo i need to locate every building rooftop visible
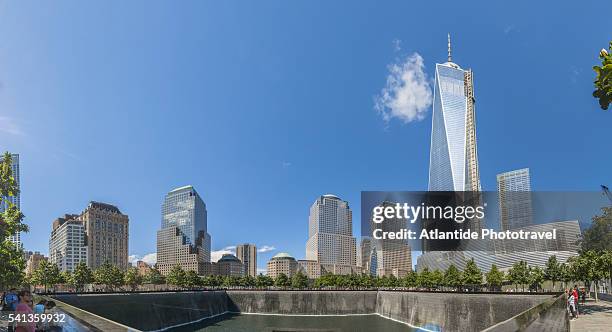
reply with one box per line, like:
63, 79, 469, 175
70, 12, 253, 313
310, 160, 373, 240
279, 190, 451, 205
218, 254, 241, 263
271, 252, 295, 261
169, 185, 194, 194
87, 201, 122, 214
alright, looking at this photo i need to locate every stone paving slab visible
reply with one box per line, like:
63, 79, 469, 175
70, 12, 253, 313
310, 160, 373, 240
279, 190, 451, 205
570, 298, 612, 331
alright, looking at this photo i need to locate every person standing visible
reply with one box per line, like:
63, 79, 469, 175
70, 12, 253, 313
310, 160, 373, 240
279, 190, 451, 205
573, 285, 580, 317
567, 289, 577, 320
14, 290, 35, 332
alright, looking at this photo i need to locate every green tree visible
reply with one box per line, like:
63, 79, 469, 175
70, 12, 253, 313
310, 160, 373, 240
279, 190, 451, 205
184, 270, 201, 289
544, 255, 561, 291
558, 263, 571, 290
144, 267, 165, 285
418, 268, 434, 290
202, 275, 221, 288
508, 261, 530, 291
166, 265, 187, 288
274, 273, 290, 287
291, 272, 308, 289
485, 264, 504, 292
72, 261, 93, 292
61, 271, 73, 290
124, 267, 143, 291
529, 266, 544, 292
401, 271, 418, 289
581, 207, 612, 251
0, 152, 29, 290
94, 261, 125, 291
431, 269, 443, 290
593, 41, 612, 110
255, 274, 274, 288
443, 265, 462, 291
462, 258, 483, 291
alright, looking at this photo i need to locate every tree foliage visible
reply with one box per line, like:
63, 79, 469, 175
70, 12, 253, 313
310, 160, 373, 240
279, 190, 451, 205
31, 260, 63, 292
166, 265, 187, 288
124, 267, 143, 291
0, 152, 28, 290
443, 264, 462, 290
94, 261, 125, 291
581, 207, 612, 251
593, 41, 612, 110
274, 273, 290, 287
462, 259, 483, 291
145, 267, 165, 285
544, 255, 561, 291
485, 264, 504, 291
507, 260, 529, 291
72, 261, 94, 292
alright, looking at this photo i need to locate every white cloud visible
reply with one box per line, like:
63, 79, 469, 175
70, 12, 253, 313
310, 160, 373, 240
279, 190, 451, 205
257, 268, 267, 275
375, 53, 432, 124
0, 116, 25, 136
129, 253, 157, 266
257, 245, 275, 253
392, 39, 401, 52
211, 246, 236, 262
504, 25, 517, 35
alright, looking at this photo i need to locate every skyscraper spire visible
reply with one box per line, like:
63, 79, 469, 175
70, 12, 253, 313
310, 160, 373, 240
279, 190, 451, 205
447, 33, 452, 62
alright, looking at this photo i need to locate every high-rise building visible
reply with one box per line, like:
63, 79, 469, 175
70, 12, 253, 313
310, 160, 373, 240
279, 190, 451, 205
0, 153, 22, 249
306, 194, 357, 269
156, 185, 211, 275
25, 252, 47, 276
369, 202, 412, 277
497, 168, 533, 231
49, 215, 88, 272
428, 34, 480, 192
79, 202, 129, 270
420, 35, 483, 271
236, 243, 257, 277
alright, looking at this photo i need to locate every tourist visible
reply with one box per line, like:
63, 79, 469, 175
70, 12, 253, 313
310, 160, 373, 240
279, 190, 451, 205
567, 289, 577, 320
573, 285, 580, 317
14, 290, 35, 332
581, 289, 586, 305
33, 300, 47, 314
4, 288, 19, 311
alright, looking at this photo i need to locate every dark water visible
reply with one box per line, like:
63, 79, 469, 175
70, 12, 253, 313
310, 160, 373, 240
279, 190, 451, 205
168, 313, 417, 332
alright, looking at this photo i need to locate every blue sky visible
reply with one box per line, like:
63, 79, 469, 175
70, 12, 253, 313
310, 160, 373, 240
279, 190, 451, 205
0, 1, 610, 272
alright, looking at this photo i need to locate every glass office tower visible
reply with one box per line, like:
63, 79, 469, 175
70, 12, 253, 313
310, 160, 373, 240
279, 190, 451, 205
428, 35, 480, 192
161, 185, 211, 262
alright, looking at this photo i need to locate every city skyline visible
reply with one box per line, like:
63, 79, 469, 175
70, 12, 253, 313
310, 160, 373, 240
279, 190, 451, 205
1, 1, 611, 274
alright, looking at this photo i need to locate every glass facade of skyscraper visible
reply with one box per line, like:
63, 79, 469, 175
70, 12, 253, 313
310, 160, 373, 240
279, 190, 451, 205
428, 62, 480, 192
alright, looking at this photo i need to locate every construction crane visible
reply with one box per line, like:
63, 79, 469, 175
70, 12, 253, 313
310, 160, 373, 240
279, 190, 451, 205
602, 185, 612, 204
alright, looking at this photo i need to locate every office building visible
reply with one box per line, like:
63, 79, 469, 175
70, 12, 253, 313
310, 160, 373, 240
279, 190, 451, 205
0, 153, 22, 249
157, 185, 211, 275
136, 261, 150, 276
416, 220, 581, 272
428, 35, 480, 192
306, 194, 357, 269
497, 168, 533, 231
216, 254, 245, 277
25, 252, 47, 276
49, 215, 88, 272
369, 201, 412, 277
79, 202, 129, 270
267, 252, 298, 278
236, 243, 257, 277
